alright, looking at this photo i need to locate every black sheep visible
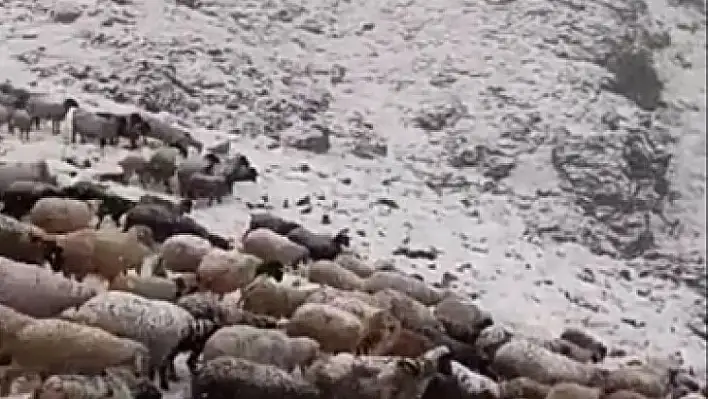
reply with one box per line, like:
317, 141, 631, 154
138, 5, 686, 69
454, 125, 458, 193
0, 180, 63, 219
286, 227, 350, 261
95, 193, 137, 228
247, 212, 301, 236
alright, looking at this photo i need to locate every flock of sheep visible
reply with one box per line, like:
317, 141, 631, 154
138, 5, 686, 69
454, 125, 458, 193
0, 83, 706, 399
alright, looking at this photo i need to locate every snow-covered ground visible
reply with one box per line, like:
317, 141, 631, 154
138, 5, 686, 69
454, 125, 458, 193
1, 0, 705, 394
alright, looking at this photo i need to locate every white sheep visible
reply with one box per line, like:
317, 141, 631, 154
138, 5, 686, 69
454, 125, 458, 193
28, 197, 93, 234
545, 382, 601, 399
0, 257, 97, 318
304, 286, 381, 320
238, 275, 319, 319
363, 271, 446, 306
305, 259, 364, 291
196, 248, 265, 294
192, 356, 321, 399
284, 303, 402, 355
47, 225, 156, 281
0, 315, 149, 396
592, 365, 671, 398
447, 360, 500, 398
34, 367, 158, 399
0, 214, 54, 265
491, 338, 600, 386
304, 345, 450, 399
10, 109, 32, 141
498, 377, 550, 399
109, 273, 188, 302
60, 290, 194, 390
241, 227, 310, 268
372, 289, 442, 332
433, 295, 493, 344
201, 325, 321, 372
335, 252, 375, 278
153, 233, 212, 275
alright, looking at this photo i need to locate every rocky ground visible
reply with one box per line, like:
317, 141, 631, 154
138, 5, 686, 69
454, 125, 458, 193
0, 0, 706, 389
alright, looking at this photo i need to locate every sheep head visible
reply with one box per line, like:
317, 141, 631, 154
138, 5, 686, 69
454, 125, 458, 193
255, 260, 285, 282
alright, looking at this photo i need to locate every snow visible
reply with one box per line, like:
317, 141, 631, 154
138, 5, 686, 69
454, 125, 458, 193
0, 0, 705, 394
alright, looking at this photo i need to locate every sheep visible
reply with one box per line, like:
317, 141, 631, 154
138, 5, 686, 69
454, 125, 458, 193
414, 325, 490, 373
363, 271, 446, 306
118, 154, 151, 186
559, 327, 608, 363
542, 338, 597, 364
545, 382, 600, 399
238, 275, 320, 319
498, 377, 550, 399
58, 180, 107, 202
0, 104, 13, 133
183, 172, 232, 205
284, 303, 402, 356
372, 289, 442, 331
201, 325, 321, 373
304, 286, 381, 320
25, 96, 77, 134
95, 193, 137, 228
10, 109, 33, 142
247, 212, 302, 236
0, 257, 97, 318
68, 107, 126, 149
306, 259, 365, 291
145, 146, 183, 193
286, 226, 350, 261
385, 329, 436, 358
28, 197, 93, 234
304, 345, 450, 399
0, 160, 56, 193
142, 116, 203, 155
196, 248, 283, 295
62, 291, 194, 390
153, 234, 212, 275
138, 194, 193, 214
440, 360, 500, 399
0, 214, 56, 265
218, 155, 258, 184
433, 295, 494, 345
603, 391, 651, 399
33, 367, 161, 399
0, 316, 150, 396
177, 291, 279, 331
0, 180, 63, 220
176, 153, 222, 197
335, 252, 375, 278
47, 225, 156, 281
109, 273, 191, 302
241, 228, 310, 268
490, 338, 601, 386
590, 366, 670, 398
191, 355, 321, 399
95, 111, 152, 149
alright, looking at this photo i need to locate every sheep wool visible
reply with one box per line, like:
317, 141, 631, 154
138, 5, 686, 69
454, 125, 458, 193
196, 248, 263, 294
306, 260, 364, 291
0, 215, 52, 265
191, 356, 321, 399
363, 271, 445, 306
593, 366, 669, 398
491, 338, 600, 386
305, 287, 381, 320
238, 275, 319, 319
449, 360, 500, 398
0, 257, 97, 318
29, 197, 93, 234
34, 369, 135, 399
202, 325, 320, 372
434, 295, 493, 345
0, 318, 149, 396
241, 228, 310, 267
545, 382, 600, 399
373, 288, 441, 332
63, 291, 194, 389
334, 252, 375, 278
155, 234, 212, 274
109, 273, 182, 302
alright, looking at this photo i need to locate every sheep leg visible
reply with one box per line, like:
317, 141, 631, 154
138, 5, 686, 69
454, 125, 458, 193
164, 348, 181, 381
163, 180, 173, 194
186, 349, 201, 374
157, 364, 171, 390
0, 365, 24, 396
33, 116, 40, 130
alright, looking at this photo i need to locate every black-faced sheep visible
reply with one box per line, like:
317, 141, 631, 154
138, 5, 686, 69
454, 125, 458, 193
0, 180, 63, 220
28, 197, 94, 234
241, 228, 310, 268
94, 111, 151, 149
286, 226, 350, 261
191, 356, 321, 399
176, 153, 222, 197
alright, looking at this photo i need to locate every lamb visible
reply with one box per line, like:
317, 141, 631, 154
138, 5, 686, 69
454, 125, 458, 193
25, 96, 77, 134
247, 212, 302, 236
363, 271, 446, 306
0, 214, 56, 265
284, 303, 402, 355
28, 197, 93, 234
559, 327, 608, 363
191, 356, 321, 399
238, 275, 320, 319
109, 273, 191, 302
183, 172, 232, 205
34, 367, 161, 399
241, 228, 310, 268
201, 325, 321, 373
306, 259, 365, 291
304, 345, 450, 399
196, 248, 283, 295
0, 257, 97, 318
286, 226, 350, 261
153, 234, 212, 275
545, 382, 600, 399
10, 109, 33, 142
0, 160, 57, 194
47, 225, 156, 281
0, 180, 63, 220
433, 295, 494, 345
372, 289, 442, 331
0, 315, 150, 396
335, 252, 375, 278
62, 291, 195, 390
490, 338, 601, 386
